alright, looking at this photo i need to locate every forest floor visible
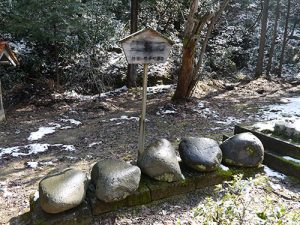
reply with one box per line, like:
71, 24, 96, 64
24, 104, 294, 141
0, 78, 300, 225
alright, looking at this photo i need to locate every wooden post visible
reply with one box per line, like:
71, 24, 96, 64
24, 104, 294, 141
0, 80, 5, 122
138, 64, 148, 155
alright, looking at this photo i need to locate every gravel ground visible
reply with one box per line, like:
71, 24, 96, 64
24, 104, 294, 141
0, 78, 300, 225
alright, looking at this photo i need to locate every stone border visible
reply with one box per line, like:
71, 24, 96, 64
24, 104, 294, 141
30, 165, 262, 225
234, 125, 300, 179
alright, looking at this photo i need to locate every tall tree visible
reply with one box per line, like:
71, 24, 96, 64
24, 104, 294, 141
255, 0, 270, 78
278, 0, 291, 77
127, 0, 139, 88
266, 0, 281, 79
173, 0, 230, 101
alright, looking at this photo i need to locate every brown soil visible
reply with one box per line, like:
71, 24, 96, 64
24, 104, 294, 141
0, 78, 299, 225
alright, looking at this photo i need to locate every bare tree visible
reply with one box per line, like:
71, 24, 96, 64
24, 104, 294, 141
127, 0, 139, 88
278, 0, 291, 77
266, 0, 281, 79
173, 0, 230, 101
255, 0, 270, 78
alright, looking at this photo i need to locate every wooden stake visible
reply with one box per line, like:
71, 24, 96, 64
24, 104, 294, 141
138, 64, 148, 155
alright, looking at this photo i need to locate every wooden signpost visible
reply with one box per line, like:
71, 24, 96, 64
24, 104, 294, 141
120, 28, 173, 154
0, 41, 19, 121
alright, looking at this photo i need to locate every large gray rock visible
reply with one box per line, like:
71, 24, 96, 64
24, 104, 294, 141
39, 169, 88, 214
91, 159, 141, 202
179, 137, 222, 172
220, 132, 264, 167
138, 139, 184, 182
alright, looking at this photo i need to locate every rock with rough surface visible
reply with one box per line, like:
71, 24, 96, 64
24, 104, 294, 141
138, 139, 184, 182
220, 132, 264, 167
91, 159, 141, 202
39, 169, 88, 214
179, 137, 222, 172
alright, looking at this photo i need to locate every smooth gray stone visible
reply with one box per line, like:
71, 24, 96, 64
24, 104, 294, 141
220, 132, 264, 167
91, 159, 141, 203
138, 139, 184, 182
39, 169, 88, 214
179, 137, 222, 172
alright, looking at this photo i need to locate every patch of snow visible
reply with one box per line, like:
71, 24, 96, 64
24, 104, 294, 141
26, 162, 38, 169
147, 85, 174, 95
220, 164, 229, 171
263, 166, 286, 179
252, 121, 275, 132
54, 90, 98, 101
40, 161, 54, 166
0, 144, 76, 158
33, 191, 39, 202
61, 119, 82, 126
62, 145, 76, 151
110, 115, 139, 122
60, 126, 73, 130
261, 97, 300, 121
28, 126, 59, 141
282, 156, 300, 164
194, 107, 219, 119
100, 86, 128, 98
88, 142, 102, 148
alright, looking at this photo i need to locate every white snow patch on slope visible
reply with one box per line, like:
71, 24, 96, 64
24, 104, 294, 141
28, 126, 59, 141
60, 119, 82, 126
263, 166, 286, 179
109, 115, 139, 122
0, 144, 76, 158
147, 85, 174, 94
88, 141, 102, 148
26, 162, 38, 169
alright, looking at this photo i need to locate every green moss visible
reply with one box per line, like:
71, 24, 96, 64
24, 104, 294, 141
279, 157, 300, 169
155, 173, 175, 182
215, 167, 233, 177
246, 146, 255, 156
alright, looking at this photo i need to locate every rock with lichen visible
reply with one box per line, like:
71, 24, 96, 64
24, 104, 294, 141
179, 137, 222, 172
138, 139, 184, 182
220, 132, 264, 167
91, 159, 141, 202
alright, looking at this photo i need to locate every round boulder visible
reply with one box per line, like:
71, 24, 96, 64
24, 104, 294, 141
220, 132, 264, 167
138, 139, 184, 182
91, 159, 141, 202
179, 137, 222, 172
39, 168, 88, 214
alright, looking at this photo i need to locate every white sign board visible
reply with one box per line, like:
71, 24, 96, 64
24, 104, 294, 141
120, 28, 173, 64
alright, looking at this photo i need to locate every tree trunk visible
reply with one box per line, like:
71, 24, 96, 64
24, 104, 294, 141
266, 0, 280, 79
173, 0, 198, 101
255, 0, 270, 78
173, 0, 229, 101
188, 0, 230, 95
127, 0, 139, 88
278, 0, 291, 77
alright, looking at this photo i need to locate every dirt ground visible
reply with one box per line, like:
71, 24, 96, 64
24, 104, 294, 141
0, 78, 300, 225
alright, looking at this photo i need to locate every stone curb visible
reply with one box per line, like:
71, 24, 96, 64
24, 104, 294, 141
30, 165, 262, 224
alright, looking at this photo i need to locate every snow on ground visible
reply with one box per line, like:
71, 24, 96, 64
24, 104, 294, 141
254, 97, 300, 131
60, 118, 82, 126
0, 144, 76, 159
147, 85, 174, 95
263, 166, 286, 179
220, 164, 229, 171
28, 119, 82, 141
282, 156, 300, 164
88, 141, 103, 148
28, 125, 59, 141
109, 115, 139, 122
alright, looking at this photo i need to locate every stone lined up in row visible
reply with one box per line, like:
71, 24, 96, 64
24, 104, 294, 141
37, 132, 264, 215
